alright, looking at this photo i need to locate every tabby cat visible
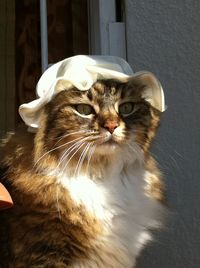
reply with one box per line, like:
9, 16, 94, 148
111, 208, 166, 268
0, 58, 166, 267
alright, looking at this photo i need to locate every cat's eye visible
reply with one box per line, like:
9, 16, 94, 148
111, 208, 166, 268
75, 104, 94, 115
119, 102, 135, 116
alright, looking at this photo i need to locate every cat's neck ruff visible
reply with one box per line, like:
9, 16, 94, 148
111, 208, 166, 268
57, 160, 145, 218
55, 159, 163, 267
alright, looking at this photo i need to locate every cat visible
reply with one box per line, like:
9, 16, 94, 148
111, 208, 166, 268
0, 75, 166, 267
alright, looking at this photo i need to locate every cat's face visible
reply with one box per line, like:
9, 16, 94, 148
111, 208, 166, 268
35, 79, 160, 173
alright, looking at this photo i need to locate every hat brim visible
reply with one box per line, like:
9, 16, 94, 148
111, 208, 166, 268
19, 56, 165, 128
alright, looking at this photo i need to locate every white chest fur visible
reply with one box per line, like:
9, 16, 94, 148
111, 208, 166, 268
57, 163, 163, 268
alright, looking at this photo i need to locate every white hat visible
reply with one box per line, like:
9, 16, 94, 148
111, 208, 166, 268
19, 55, 165, 129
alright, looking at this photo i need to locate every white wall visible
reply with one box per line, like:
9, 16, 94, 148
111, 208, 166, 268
125, 1, 200, 267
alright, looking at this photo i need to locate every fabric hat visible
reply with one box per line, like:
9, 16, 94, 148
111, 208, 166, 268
19, 55, 165, 129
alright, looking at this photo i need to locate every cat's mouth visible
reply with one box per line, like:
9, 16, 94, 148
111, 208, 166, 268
94, 133, 124, 153
104, 139, 117, 145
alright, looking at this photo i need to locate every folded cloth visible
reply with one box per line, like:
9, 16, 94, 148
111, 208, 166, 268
19, 55, 165, 130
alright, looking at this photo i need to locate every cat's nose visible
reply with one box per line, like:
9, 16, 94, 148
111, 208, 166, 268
104, 121, 118, 134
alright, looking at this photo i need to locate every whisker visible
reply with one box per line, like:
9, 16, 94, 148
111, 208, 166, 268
35, 130, 100, 167
77, 142, 93, 176
77, 135, 104, 176
73, 142, 91, 177
34, 136, 84, 167
60, 135, 101, 175
59, 134, 99, 163
53, 130, 87, 145
57, 139, 86, 169
60, 142, 87, 175
86, 143, 96, 174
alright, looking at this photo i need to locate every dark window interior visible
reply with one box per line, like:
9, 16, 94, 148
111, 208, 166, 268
15, 0, 88, 124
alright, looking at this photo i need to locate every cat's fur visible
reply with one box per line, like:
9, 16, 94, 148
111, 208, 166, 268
0, 79, 166, 267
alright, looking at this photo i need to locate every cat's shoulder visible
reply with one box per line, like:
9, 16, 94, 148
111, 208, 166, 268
0, 125, 35, 168
145, 154, 167, 204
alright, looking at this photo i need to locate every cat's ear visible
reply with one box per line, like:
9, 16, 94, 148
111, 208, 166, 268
128, 72, 165, 112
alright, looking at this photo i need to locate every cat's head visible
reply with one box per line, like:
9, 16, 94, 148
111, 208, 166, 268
34, 73, 162, 175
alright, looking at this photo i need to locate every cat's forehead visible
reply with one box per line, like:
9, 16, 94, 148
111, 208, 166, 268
87, 80, 123, 102
87, 80, 143, 104
53, 79, 142, 106
91, 81, 119, 95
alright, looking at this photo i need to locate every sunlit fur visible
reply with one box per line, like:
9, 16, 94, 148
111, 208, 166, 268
0, 79, 166, 267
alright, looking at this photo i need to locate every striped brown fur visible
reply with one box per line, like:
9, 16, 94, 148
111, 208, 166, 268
0, 79, 166, 267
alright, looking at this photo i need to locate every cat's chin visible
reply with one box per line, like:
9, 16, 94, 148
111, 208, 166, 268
95, 141, 120, 155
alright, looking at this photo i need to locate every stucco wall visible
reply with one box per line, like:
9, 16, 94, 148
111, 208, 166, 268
125, 1, 200, 267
